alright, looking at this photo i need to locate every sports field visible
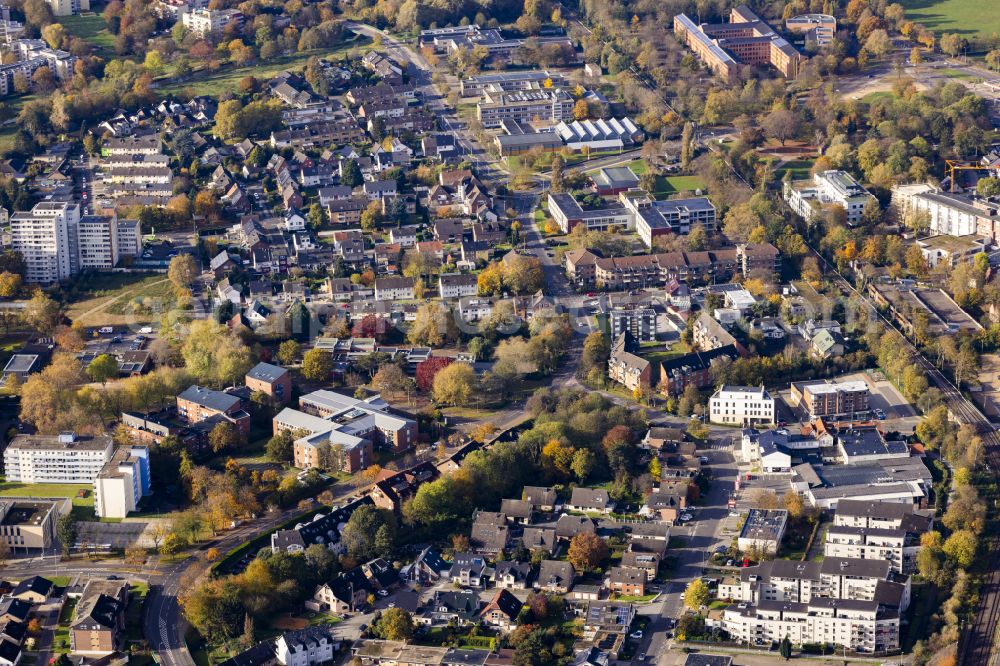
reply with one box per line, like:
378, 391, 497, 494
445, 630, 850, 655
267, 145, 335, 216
901, 0, 1000, 41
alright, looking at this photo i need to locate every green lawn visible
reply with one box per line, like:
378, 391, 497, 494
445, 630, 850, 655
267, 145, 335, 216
156, 37, 372, 97
58, 13, 116, 58
774, 158, 815, 181
943, 68, 976, 79
861, 91, 894, 104
900, 0, 1000, 41
658, 175, 707, 194
0, 480, 95, 520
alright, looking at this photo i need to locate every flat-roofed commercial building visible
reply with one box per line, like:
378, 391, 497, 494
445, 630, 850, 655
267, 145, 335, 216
785, 14, 836, 45
790, 379, 870, 419
0, 500, 61, 551
622, 194, 716, 247
477, 87, 573, 128
737, 508, 787, 554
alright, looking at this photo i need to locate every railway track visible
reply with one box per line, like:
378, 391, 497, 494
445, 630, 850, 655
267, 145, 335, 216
803, 247, 1000, 664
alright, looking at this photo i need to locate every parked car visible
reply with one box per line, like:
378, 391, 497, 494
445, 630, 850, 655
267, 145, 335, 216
377, 589, 389, 597
630, 630, 643, 639
698, 456, 710, 463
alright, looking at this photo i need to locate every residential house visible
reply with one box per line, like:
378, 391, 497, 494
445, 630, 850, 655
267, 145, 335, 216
608, 567, 645, 597
449, 554, 490, 588
522, 486, 558, 512
493, 561, 532, 590
499, 499, 534, 524
568, 488, 615, 514
536, 560, 575, 593
245, 362, 292, 405
274, 628, 338, 666
519, 527, 556, 555
480, 589, 522, 632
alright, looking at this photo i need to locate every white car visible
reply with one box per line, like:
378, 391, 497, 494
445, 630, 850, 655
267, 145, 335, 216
680, 514, 693, 521
698, 456, 710, 463
377, 589, 389, 597
629, 630, 643, 639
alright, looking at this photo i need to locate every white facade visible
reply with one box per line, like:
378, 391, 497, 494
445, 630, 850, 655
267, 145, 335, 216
48, 0, 89, 16
94, 446, 150, 519
77, 216, 120, 270
115, 219, 142, 258
10, 202, 81, 283
181, 8, 240, 36
722, 600, 900, 653
824, 527, 920, 575
4, 433, 112, 484
438, 273, 479, 299
275, 629, 336, 666
709, 386, 775, 426
784, 171, 875, 225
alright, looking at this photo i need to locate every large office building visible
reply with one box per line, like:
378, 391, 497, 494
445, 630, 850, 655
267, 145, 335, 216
709, 385, 776, 427
547, 193, 632, 234
674, 5, 801, 82
460, 71, 566, 96
783, 170, 876, 226
476, 87, 574, 128
622, 194, 717, 247
11, 203, 140, 283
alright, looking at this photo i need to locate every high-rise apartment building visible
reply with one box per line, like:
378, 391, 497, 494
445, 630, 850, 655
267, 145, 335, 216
11, 203, 140, 283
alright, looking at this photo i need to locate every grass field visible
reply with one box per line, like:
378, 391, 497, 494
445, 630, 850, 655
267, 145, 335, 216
156, 37, 372, 97
66, 274, 175, 326
900, 0, 1000, 41
774, 158, 815, 180
861, 91, 894, 104
58, 13, 116, 59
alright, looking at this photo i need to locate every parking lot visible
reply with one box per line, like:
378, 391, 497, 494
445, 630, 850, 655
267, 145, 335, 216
773, 371, 919, 433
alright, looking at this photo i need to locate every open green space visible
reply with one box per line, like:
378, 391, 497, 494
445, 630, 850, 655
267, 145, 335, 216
942, 68, 975, 79
157, 37, 372, 97
774, 158, 815, 181
58, 13, 116, 58
900, 0, 1000, 41
0, 479, 95, 520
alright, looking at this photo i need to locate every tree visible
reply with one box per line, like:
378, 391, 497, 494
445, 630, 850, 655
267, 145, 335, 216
761, 108, 800, 146
87, 354, 120, 385
209, 421, 239, 453
180, 320, 253, 387
168, 254, 199, 293
0, 272, 20, 299
24, 291, 61, 334
374, 608, 414, 641
978, 177, 1000, 198
780, 636, 792, 660
416, 357, 452, 393
943, 529, 977, 568
571, 449, 595, 481
301, 348, 333, 382
684, 579, 710, 610
341, 505, 397, 560
266, 430, 294, 463
341, 159, 363, 187
125, 545, 147, 566
277, 340, 301, 366
567, 532, 608, 572
159, 532, 182, 556
57, 513, 78, 557
431, 362, 477, 405
409, 302, 458, 347
372, 364, 413, 400
940, 32, 967, 57
572, 99, 589, 121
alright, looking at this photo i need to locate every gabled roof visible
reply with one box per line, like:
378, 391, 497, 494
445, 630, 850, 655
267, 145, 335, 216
481, 589, 522, 621
11, 576, 52, 598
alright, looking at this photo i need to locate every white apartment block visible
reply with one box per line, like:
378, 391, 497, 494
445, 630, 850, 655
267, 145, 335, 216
709, 385, 775, 426
4, 432, 113, 484
824, 527, 921, 575
78, 215, 120, 270
12, 204, 140, 282
10, 201, 81, 283
48, 0, 89, 17
722, 599, 900, 653
374, 277, 415, 301
181, 8, 242, 36
93, 445, 151, 519
720, 558, 899, 607
891, 182, 1000, 240
783, 170, 875, 225
476, 87, 574, 128
275, 628, 337, 666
